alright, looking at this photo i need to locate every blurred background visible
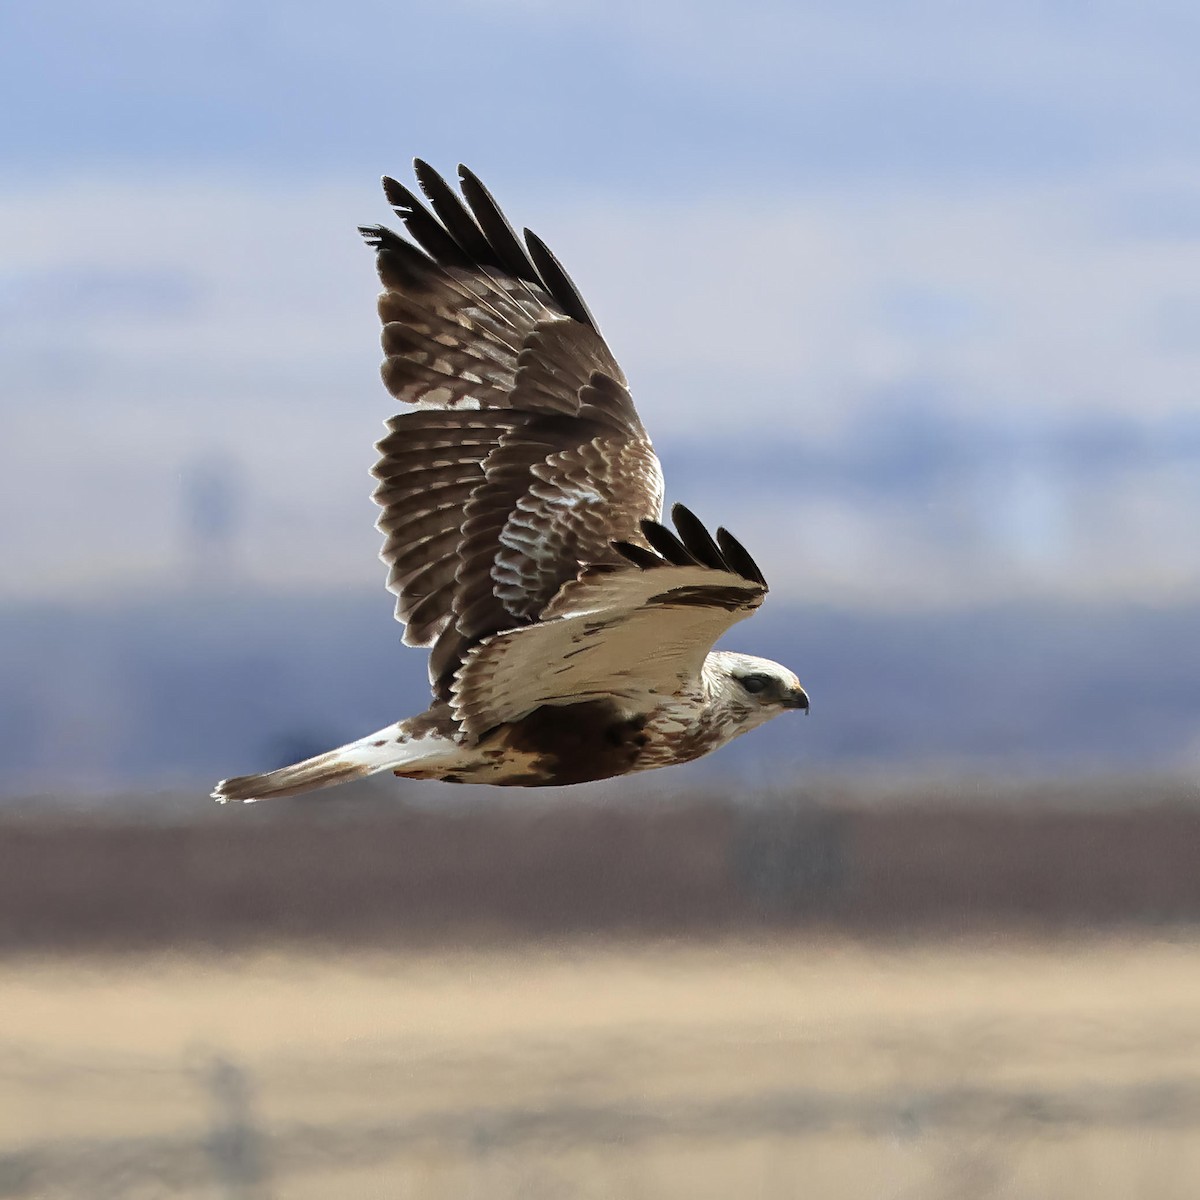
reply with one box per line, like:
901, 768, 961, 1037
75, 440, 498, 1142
2, 0, 1200, 1196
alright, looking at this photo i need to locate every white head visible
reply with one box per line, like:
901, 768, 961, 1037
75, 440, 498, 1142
701, 650, 810, 741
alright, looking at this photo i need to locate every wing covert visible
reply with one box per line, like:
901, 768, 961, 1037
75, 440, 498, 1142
450, 506, 768, 741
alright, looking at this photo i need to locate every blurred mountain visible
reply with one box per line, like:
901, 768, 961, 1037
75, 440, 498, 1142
4, 590, 1197, 799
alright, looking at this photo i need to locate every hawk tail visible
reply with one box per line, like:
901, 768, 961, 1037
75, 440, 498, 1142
211, 717, 458, 804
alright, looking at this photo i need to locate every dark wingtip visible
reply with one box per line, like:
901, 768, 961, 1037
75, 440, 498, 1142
381, 175, 408, 206
455, 164, 541, 284
640, 518, 699, 567
525, 224, 600, 328
621, 507, 769, 588
669, 504, 729, 572
715, 526, 768, 588
359, 223, 404, 250
613, 540, 664, 569
523, 227, 598, 329
410, 159, 442, 201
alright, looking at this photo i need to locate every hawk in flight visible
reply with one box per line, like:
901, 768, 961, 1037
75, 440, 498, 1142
213, 162, 808, 802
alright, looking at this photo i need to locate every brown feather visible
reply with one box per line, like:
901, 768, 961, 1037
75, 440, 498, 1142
363, 164, 666, 694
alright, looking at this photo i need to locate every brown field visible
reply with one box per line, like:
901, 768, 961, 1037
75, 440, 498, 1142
5, 790, 1200, 952
5, 934, 1200, 1198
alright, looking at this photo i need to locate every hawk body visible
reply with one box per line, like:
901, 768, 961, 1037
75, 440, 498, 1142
213, 162, 807, 803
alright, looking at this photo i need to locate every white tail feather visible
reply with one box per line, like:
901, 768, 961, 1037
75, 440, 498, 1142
211, 720, 458, 803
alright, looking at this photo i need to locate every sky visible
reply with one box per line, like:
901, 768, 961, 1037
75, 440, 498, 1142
3, 0, 1199, 609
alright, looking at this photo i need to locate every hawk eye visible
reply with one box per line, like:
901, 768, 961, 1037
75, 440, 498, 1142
739, 674, 771, 695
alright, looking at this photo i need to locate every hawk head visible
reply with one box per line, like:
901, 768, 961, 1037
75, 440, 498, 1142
703, 650, 810, 740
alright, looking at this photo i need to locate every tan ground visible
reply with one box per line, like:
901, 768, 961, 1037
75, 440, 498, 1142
3, 934, 1200, 1197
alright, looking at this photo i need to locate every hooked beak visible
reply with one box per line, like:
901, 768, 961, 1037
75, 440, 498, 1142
782, 685, 810, 714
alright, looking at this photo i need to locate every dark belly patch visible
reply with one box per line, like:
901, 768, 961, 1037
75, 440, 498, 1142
488, 701, 651, 786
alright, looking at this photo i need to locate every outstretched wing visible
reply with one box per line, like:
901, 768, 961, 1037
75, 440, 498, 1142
359, 162, 664, 695
451, 505, 768, 741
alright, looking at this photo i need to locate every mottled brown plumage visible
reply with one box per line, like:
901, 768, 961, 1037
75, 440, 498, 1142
212, 161, 807, 804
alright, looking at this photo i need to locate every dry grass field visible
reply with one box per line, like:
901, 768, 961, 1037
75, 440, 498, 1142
4, 934, 1200, 1198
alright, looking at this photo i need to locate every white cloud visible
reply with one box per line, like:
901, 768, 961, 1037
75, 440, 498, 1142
561, 169, 1200, 428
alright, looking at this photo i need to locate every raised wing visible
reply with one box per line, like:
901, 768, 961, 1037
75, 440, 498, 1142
359, 162, 665, 695
451, 505, 768, 741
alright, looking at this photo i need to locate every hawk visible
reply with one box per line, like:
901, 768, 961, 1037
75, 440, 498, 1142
213, 162, 808, 802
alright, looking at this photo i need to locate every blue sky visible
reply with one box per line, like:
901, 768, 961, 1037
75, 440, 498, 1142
5, 1, 1199, 187
3, 0, 1199, 607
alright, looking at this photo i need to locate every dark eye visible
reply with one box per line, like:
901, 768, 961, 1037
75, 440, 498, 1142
739, 674, 771, 695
